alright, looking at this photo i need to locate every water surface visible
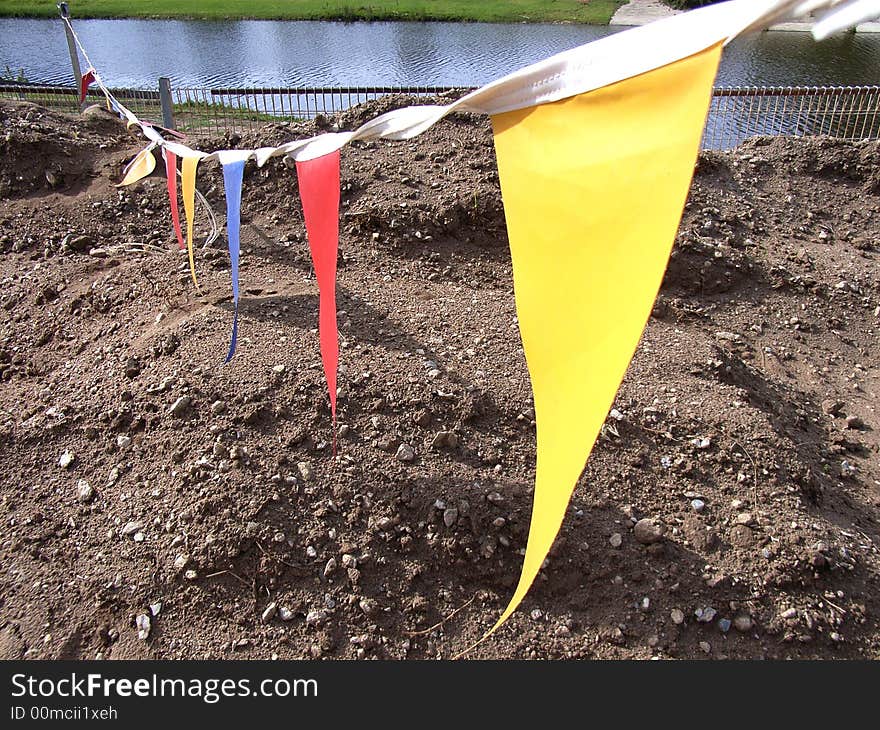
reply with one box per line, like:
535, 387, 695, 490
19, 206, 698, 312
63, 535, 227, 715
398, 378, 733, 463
1, 18, 877, 89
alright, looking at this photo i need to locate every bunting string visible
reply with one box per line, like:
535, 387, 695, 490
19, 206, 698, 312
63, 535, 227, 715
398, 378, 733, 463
59, 0, 874, 644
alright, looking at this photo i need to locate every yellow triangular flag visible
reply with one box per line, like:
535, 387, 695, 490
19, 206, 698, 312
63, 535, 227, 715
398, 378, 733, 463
181, 154, 202, 293
486, 43, 723, 636
116, 146, 156, 187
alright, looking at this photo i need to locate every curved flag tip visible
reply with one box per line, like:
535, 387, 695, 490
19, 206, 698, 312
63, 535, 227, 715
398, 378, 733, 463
224, 308, 239, 364
116, 145, 156, 187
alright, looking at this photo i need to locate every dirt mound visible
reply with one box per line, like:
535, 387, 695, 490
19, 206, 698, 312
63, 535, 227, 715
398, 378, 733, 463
0, 101, 132, 199
0, 100, 878, 660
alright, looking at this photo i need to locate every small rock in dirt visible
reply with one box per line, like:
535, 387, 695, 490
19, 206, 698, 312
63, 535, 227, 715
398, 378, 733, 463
695, 607, 717, 623
431, 431, 459, 450
733, 615, 753, 633
396, 443, 415, 462
734, 512, 754, 526
729, 524, 755, 547
173, 554, 190, 570
699, 641, 712, 654
117, 434, 131, 449
184, 570, 198, 581
376, 435, 398, 452
714, 331, 740, 343
278, 607, 294, 622
845, 415, 865, 430
633, 518, 665, 545
359, 598, 379, 617
609, 533, 623, 548
210, 400, 227, 415
64, 234, 94, 253
169, 396, 191, 417
691, 499, 706, 513
324, 558, 338, 577
718, 618, 732, 633
671, 608, 685, 625
341, 554, 357, 569
124, 358, 141, 379
297, 462, 312, 481
375, 517, 395, 531
58, 451, 75, 469
822, 399, 844, 416
121, 521, 143, 537
149, 602, 162, 617
443, 507, 459, 527
261, 602, 278, 623
76, 479, 94, 503
135, 613, 151, 641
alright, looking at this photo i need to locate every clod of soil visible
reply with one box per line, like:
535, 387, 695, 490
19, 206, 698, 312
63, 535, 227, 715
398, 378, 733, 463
0, 99, 878, 659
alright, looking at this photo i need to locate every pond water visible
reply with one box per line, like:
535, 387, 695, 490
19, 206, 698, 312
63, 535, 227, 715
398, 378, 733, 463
1, 18, 878, 90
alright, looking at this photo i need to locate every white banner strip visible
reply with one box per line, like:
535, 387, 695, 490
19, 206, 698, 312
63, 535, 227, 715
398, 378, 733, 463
71, 0, 871, 166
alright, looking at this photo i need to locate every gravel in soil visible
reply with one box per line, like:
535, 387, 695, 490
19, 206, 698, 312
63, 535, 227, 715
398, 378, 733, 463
0, 99, 878, 659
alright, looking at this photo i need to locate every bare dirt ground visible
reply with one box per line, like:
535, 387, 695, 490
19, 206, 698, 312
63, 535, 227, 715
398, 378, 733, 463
0, 99, 878, 660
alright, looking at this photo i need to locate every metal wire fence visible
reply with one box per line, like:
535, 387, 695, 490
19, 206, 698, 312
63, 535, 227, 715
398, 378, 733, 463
0, 83, 162, 120
2, 81, 879, 149
703, 85, 880, 149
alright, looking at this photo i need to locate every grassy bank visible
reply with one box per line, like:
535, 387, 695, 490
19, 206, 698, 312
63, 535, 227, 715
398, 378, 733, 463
0, 1, 626, 24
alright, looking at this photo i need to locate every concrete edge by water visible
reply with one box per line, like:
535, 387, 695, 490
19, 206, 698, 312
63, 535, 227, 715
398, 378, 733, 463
609, 0, 880, 33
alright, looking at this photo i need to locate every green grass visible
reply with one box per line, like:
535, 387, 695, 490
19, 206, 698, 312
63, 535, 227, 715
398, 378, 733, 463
0, 1, 626, 24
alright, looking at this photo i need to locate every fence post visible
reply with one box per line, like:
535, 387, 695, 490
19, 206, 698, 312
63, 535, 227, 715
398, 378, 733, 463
57, 3, 85, 111
158, 77, 176, 130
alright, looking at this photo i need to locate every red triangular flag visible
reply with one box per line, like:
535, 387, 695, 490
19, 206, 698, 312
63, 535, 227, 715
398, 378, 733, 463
163, 148, 185, 251
296, 151, 340, 450
79, 69, 95, 104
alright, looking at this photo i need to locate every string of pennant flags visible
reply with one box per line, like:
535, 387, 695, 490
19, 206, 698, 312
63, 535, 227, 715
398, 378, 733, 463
64, 0, 876, 646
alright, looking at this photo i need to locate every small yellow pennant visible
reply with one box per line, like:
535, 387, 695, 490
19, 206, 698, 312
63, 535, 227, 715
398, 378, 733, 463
181, 155, 202, 293
116, 146, 156, 187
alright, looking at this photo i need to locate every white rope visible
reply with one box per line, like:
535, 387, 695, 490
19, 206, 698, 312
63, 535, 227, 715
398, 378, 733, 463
65, 0, 873, 169
195, 187, 220, 248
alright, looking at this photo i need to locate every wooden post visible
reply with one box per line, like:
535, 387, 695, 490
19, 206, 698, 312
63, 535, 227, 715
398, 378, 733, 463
57, 3, 86, 111
158, 77, 176, 130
